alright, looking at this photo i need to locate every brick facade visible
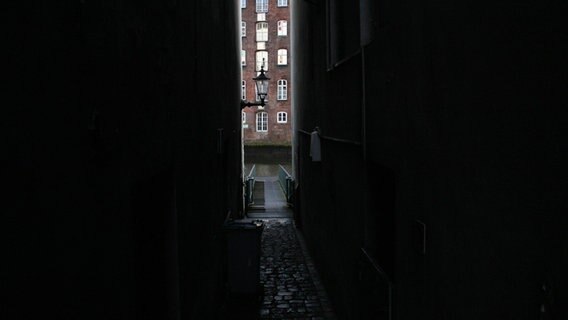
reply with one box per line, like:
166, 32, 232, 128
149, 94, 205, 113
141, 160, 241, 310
241, 0, 291, 146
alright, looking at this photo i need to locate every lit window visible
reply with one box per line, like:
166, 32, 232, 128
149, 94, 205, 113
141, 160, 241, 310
241, 21, 246, 37
241, 80, 246, 100
241, 50, 246, 66
277, 112, 288, 123
277, 0, 288, 7
277, 79, 287, 100
242, 112, 247, 123
277, 20, 287, 36
277, 49, 287, 65
256, 22, 268, 42
256, 0, 268, 13
241, 0, 246, 8
256, 112, 268, 132
256, 51, 268, 71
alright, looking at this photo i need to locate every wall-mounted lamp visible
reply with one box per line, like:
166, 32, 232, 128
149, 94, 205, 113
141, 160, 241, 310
241, 62, 270, 109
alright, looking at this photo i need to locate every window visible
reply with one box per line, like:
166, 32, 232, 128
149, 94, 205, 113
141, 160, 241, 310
257, 13, 266, 21
277, 20, 287, 36
256, 0, 268, 13
242, 112, 247, 123
277, 112, 288, 123
277, 49, 287, 65
256, 51, 268, 71
277, 0, 288, 7
256, 112, 268, 132
277, 79, 287, 100
241, 80, 246, 100
256, 22, 268, 42
241, 50, 246, 66
241, 0, 246, 8
241, 21, 246, 37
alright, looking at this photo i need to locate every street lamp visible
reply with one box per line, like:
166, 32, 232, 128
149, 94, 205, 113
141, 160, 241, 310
241, 63, 270, 109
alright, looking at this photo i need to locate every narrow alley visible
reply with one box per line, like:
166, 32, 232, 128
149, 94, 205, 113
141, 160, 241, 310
221, 165, 336, 319
5, 1, 567, 319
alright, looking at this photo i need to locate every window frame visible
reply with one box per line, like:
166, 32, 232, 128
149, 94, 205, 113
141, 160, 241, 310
256, 0, 268, 13
241, 80, 246, 100
256, 51, 268, 71
241, 0, 246, 8
241, 21, 246, 37
256, 112, 268, 132
277, 20, 287, 36
277, 79, 288, 100
277, 112, 288, 123
256, 22, 268, 42
277, 0, 288, 7
277, 49, 288, 65
241, 50, 246, 66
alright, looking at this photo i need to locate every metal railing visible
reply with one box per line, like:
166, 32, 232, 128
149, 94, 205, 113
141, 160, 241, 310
244, 164, 256, 207
278, 165, 294, 204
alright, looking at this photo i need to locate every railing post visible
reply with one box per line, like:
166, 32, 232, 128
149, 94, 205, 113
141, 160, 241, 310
245, 165, 256, 210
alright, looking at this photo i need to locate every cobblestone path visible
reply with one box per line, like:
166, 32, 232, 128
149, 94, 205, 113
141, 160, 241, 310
259, 219, 335, 319
219, 177, 335, 319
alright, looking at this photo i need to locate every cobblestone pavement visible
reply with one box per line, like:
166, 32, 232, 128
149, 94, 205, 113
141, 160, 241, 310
220, 177, 335, 319
258, 219, 336, 319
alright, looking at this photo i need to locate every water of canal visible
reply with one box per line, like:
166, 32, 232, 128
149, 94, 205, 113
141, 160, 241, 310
244, 147, 292, 177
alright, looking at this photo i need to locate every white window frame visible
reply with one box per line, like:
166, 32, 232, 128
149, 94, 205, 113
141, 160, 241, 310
277, 79, 287, 100
241, 50, 246, 66
277, 112, 288, 123
277, 0, 288, 7
241, 0, 246, 8
256, 0, 268, 13
277, 20, 287, 36
256, 112, 268, 132
256, 22, 268, 42
241, 21, 246, 37
256, 51, 268, 71
277, 49, 287, 65
242, 111, 247, 123
241, 80, 246, 100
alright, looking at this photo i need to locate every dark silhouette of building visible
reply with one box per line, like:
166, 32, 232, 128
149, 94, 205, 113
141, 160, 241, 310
5, 2, 242, 319
292, 0, 568, 319
241, 0, 292, 146
4, 0, 567, 319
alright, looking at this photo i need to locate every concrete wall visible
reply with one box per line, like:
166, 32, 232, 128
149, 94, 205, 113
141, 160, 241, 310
5, 1, 242, 319
292, 0, 568, 319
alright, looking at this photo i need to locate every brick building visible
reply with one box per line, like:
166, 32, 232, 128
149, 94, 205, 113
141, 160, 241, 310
241, 0, 291, 146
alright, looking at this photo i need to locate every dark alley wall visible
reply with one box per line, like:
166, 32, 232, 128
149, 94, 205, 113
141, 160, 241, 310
292, 0, 567, 319
5, 1, 241, 319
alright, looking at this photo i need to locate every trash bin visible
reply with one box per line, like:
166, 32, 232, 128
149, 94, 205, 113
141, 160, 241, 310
223, 219, 264, 295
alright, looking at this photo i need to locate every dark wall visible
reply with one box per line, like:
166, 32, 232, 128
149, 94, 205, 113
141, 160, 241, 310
5, 1, 241, 319
292, 0, 567, 319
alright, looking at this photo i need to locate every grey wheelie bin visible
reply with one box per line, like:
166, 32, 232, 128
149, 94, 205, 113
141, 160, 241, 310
223, 220, 264, 295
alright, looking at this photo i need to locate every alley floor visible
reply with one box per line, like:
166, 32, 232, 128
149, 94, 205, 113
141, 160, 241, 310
220, 177, 336, 319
